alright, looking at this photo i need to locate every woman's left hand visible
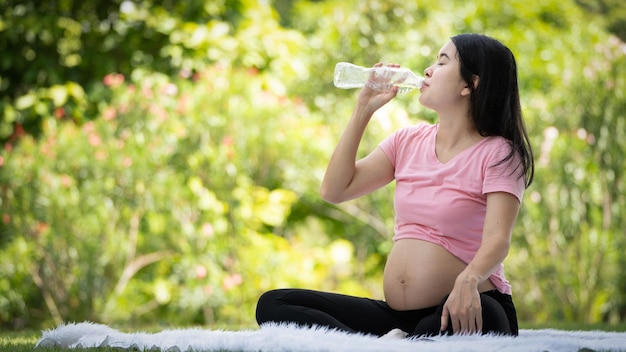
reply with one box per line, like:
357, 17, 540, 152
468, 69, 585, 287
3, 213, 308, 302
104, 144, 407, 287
440, 275, 482, 334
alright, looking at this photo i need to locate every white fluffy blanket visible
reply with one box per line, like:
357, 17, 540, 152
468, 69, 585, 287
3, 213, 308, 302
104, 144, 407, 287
36, 321, 626, 352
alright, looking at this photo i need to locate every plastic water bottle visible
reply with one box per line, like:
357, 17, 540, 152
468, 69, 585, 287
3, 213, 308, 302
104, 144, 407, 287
333, 62, 424, 94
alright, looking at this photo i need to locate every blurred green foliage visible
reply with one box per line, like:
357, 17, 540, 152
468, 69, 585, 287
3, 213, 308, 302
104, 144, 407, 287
0, 0, 624, 330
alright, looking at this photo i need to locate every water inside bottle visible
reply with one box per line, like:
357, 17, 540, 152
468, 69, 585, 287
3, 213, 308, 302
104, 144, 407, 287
334, 62, 423, 94
365, 78, 422, 94
391, 82, 420, 94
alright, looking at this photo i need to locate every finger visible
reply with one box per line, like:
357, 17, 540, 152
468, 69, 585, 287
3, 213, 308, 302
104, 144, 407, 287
459, 314, 468, 334
469, 298, 482, 334
467, 314, 477, 335
462, 309, 473, 334
440, 305, 449, 332
366, 63, 388, 91
476, 309, 483, 334
367, 63, 383, 79
451, 316, 460, 334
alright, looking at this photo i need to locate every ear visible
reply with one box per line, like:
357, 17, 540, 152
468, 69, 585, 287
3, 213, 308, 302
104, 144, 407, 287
461, 75, 479, 96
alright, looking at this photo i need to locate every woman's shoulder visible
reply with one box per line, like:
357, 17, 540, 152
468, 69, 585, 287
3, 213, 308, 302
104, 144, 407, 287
380, 123, 435, 162
479, 135, 516, 159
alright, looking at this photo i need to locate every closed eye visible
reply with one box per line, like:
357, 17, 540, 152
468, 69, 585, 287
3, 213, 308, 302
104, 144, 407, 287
436, 52, 450, 65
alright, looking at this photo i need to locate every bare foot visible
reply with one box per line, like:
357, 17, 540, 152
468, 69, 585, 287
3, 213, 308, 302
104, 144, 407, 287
380, 328, 408, 339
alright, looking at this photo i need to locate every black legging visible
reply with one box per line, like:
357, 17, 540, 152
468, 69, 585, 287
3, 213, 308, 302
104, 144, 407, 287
256, 288, 518, 337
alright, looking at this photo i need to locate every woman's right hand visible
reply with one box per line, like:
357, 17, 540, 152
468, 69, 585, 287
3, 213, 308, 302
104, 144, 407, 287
356, 63, 401, 114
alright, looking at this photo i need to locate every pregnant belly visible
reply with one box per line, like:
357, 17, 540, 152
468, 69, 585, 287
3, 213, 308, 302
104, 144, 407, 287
382, 239, 495, 311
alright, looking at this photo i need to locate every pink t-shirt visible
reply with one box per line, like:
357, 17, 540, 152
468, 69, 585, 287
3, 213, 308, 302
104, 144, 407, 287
379, 123, 526, 294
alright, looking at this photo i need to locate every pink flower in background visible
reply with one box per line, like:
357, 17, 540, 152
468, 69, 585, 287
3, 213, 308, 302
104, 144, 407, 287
2, 214, 9, 225
177, 94, 191, 114
103, 107, 117, 121
82, 121, 95, 133
149, 104, 168, 122
195, 265, 208, 279
60, 175, 73, 188
41, 136, 57, 157
88, 133, 102, 147
221, 136, 233, 147
161, 83, 178, 96
103, 73, 124, 87
222, 273, 242, 291
201, 223, 214, 238
247, 68, 259, 76
221, 136, 235, 160
118, 103, 130, 114
179, 68, 192, 79
141, 84, 154, 99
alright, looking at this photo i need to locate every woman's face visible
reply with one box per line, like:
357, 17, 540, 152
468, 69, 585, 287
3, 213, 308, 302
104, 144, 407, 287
418, 41, 470, 112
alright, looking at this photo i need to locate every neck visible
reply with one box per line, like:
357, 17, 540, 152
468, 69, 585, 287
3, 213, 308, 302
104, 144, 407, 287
436, 114, 480, 149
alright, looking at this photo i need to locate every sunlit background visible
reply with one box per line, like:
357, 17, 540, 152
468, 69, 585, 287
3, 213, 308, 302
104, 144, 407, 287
0, 0, 624, 331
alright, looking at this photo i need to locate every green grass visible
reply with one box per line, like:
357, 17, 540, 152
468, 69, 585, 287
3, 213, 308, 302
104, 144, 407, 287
1, 331, 46, 352
520, 321, 626, 332
2, 322, 625, 352
2, 329, 146, 352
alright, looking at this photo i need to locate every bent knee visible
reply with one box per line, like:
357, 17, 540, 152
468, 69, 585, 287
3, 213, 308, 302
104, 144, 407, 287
255, 289, 284, 325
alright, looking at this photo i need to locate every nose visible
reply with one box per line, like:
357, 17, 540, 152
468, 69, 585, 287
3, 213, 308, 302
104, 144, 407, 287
424, 67, 432, 78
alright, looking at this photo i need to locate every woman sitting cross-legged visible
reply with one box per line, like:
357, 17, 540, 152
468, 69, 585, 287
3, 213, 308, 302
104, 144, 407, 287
255, 33, 535, 337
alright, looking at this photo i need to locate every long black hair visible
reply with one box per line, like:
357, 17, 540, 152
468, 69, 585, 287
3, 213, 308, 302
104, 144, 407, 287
451, 33, 534, 188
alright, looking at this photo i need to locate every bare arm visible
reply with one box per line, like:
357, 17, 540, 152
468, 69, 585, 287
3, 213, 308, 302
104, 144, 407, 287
320, 64, 399, 204
440, 192, 521, 334
319, 109, 395, 203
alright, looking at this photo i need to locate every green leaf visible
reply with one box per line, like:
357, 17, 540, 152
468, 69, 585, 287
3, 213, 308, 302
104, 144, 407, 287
48, 85, 68, 106
14, 93, 37, 110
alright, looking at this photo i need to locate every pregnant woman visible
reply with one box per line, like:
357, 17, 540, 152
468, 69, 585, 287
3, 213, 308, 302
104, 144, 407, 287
255, 33, 534, 337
